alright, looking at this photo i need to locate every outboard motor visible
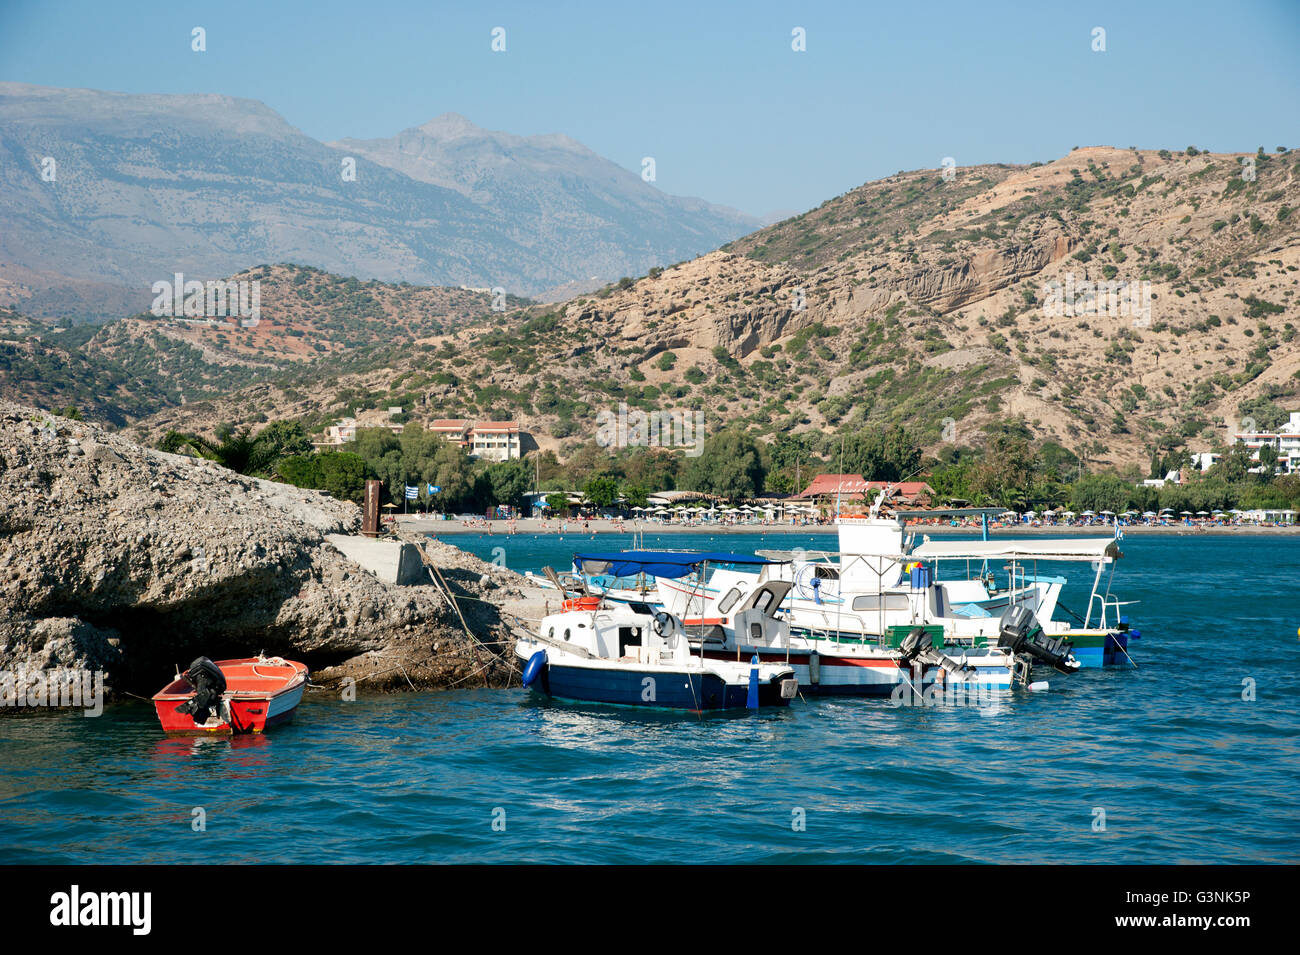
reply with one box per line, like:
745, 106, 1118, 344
898, 627, 973, 678
997, 606, 1078, 673
174, 656, 227, 722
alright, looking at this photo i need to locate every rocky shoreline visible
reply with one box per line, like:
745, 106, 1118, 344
0, 403, 546, 705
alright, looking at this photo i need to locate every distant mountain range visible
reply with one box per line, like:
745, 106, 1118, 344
0, 83, 759, 321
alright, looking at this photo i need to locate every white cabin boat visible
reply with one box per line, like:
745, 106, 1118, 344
515, 552, 798, 711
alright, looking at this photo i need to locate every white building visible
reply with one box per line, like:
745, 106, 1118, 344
1234, 412, 1300, 474
1140, 469, 1183, 488
315, 409, 404, 448
469, 421, 522, 461
316, 417, 357, 448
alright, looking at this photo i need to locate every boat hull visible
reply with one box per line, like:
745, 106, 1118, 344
701, 648, 1013, 696
1066, 630, 1134, 667
152, 658, 308, 734
533, 662, 793, 711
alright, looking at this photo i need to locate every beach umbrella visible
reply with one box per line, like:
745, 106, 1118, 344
1062, 510, 1076, 517
1081, 510, 1095, 516
1142, 511, 1156, 517
1180, 511, 1193, 516
1196, 511, 1209, 516
1100, 510, 1115, 515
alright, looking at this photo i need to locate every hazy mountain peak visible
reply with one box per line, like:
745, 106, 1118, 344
0, 84, 758, 315
415, 111, 480, 139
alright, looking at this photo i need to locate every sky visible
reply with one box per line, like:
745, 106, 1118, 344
2, 0, 1298, 217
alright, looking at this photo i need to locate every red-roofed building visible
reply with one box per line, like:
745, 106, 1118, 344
430, 419, 472, 447
429, 419, 522, 459
469, 421, 521, 460
797, 475, 934, 507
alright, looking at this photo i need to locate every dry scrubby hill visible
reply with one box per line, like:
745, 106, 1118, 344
0, 265, 512, 426
122, 147, 1300, 464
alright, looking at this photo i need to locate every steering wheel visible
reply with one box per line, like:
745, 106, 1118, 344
652, 611, 675, 637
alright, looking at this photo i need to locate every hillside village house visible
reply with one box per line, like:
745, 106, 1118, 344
314, 409, 404, 448
1234, 412, 1300, 474
315, 414, 523, 459
797, 475, 935, 510
430, 419, 523, 460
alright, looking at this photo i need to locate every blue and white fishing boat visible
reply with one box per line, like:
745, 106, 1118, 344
565, 551, 1079, 697
514, 552, 798, 711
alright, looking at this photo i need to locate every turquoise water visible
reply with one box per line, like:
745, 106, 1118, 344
2, 531, 1298, 864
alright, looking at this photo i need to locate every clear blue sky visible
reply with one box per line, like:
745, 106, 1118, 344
2, 0, 1297, 217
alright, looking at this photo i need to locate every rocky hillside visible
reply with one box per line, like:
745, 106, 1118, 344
0, 84, 758, 320
0, 265, 508, 427
0, 402, 531, 699
119, 146, 1300, 467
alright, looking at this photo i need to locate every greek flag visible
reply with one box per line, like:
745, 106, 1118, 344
404, 485, 418, 500
428, 484, 440, 495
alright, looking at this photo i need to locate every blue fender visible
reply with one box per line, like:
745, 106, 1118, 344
522, 650, 547, 688
746, 653, 760, 709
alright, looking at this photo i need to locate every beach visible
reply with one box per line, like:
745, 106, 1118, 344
396, 515, 1300, 537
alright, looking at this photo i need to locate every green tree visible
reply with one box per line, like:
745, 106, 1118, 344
583, 475, 620, 508
480, 459, 531, 509
967, 433, 1034, 507
276, 451, 370, 503
1069, 473, 1134, 513
841, 425, 921, 482
429, 440, 474, 511
621, 483, 650, 508
1257, 443, 1279, 478
682, 429, 766, 500
1213, 443, 1255, 483
256, 420, 313, 460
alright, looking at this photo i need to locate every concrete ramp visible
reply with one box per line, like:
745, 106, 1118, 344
326, 535, 426, 586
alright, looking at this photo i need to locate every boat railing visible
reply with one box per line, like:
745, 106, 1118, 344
1086, 592, 1138, 630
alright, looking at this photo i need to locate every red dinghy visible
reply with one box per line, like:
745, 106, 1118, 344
152, 655, 308, 735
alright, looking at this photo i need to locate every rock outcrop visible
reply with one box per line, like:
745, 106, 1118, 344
0, 402, 524, 701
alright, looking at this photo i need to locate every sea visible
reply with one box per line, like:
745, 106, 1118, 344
2, 530, 1297, 864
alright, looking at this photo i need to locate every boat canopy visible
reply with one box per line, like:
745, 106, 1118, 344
910, 537, 1121, 562
573, 551, 786, 579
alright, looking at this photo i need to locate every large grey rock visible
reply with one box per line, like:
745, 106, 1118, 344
0, 402, 518, 698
